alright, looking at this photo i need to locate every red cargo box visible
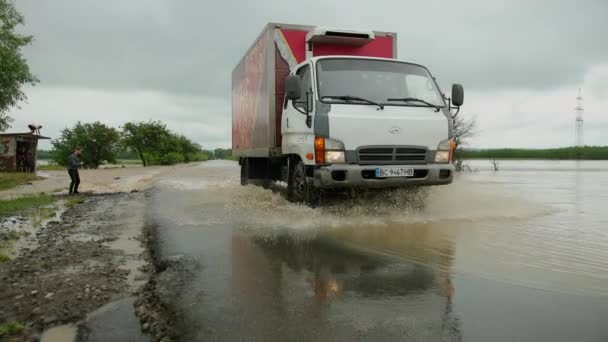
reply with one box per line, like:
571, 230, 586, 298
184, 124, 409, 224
232, 23, 397, 157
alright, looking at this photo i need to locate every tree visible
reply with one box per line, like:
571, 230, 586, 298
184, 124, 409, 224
122, 121, 171, 166
51, 122, 121, 168
0, 0, 38, 131
452, 115, 476, 148
451, 114, 476, 171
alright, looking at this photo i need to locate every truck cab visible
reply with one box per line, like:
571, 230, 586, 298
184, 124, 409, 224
233, 24, 463, 205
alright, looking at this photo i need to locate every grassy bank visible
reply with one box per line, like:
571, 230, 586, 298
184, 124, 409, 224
37, 164, 64, 171
0, 173, 43, 191
0, 321, 24, 338
117, 159, 143, 165
461, 146, 608, 160
0, 195, 55, 216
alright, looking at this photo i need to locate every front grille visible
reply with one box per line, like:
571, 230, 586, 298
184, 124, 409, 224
358, 146, 427, 165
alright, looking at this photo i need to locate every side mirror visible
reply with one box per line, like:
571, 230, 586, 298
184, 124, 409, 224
451, 83, 464, 107
286, 75, 302, 100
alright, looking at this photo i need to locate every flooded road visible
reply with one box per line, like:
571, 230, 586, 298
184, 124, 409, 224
150, 160, 608, 341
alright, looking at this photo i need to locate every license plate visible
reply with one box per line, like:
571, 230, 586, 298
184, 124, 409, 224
375, 167, 415, 178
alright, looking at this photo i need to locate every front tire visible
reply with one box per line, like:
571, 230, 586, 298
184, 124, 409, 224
288, 160, 319, 207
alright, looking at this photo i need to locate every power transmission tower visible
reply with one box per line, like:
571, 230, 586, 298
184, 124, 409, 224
575, 88, 584, 147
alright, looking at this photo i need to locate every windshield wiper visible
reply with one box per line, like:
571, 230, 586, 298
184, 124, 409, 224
386, 97, 441, 112
322, 95, 384, 110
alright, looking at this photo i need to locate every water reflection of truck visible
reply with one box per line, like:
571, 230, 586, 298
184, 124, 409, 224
232, 23, 464, 205
231, 225, 460, 340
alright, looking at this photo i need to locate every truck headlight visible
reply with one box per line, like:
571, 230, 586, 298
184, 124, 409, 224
435, 151, 451, 163
325, 151, 345, 164
435, 139, 456, 163
315, 136, 345, 164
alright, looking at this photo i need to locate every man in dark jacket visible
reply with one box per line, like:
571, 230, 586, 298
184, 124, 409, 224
67, 147, 82, 194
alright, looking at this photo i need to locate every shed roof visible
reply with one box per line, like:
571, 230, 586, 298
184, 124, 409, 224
0, 132, 51, 140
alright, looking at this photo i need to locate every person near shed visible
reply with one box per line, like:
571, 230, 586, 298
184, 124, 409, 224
67, 147, 82, 194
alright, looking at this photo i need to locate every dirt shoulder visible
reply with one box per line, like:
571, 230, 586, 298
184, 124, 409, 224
0, 164, 190, 200
0, 192, 156, 341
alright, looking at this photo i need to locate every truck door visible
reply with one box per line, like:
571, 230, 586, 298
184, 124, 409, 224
281, 63, 316, 162
295, 64, 313, 114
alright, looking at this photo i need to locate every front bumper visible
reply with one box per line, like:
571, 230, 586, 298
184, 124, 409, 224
313, 163, 455, 189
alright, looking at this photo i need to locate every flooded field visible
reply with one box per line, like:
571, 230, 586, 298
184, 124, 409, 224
150, 159, 608, 341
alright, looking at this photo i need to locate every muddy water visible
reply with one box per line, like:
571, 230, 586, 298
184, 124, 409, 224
151, 160, 608, 342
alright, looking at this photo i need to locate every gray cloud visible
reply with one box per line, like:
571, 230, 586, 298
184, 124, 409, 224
16, 0, 608, 96
10, 0, 608, 149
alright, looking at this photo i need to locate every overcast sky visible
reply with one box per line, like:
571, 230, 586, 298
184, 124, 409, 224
9, 0, 608, 149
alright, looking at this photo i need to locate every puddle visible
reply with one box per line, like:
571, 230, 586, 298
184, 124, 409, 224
108, 236, 142, 252
66, 233, 105, 243
0, 200, 67, 258
40, 324, 77, 342
62, 260, 105, 274
81, 297, 149, 342
104, 198, 148, 291
121, 258, 147, 290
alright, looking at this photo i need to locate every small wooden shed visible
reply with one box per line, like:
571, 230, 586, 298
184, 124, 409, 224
0, 133, 51, 172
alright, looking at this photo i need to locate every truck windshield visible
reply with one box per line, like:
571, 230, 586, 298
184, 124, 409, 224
316, 59, 445, 108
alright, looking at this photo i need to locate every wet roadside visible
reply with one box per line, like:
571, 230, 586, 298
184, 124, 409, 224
0, 191, 170, 342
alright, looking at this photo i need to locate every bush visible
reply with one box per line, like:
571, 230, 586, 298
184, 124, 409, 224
159, 152, 185, 165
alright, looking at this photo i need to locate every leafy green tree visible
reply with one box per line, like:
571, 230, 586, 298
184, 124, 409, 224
122, 121, 171, 166
51, 122, 121, 168
0, 0, 38, 131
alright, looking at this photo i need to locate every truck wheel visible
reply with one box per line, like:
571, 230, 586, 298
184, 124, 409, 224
240, 158, 249, 186
288, 160, 319, 207
258, 158, 272, 189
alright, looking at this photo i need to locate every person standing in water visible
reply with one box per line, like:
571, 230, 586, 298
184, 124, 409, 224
67, 147, 82, 194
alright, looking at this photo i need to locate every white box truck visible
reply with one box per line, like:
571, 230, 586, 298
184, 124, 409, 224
232, 23, 463, 205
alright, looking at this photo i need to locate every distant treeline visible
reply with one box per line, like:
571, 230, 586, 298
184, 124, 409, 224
37, 148, 236, 162
461, 146, 608, 160
213, 148, 237, 160
37, 150, 52, 159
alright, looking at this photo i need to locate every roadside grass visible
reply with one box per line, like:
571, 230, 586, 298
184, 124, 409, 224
65, 195, 86, 208
0, 195, 56, 216
0, 252, 9, 263
118, 159, 143, 165
0, 321, 24, 338
37, 164, 65, 171
2, 231, 24, 241
0, 173, 43, 191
